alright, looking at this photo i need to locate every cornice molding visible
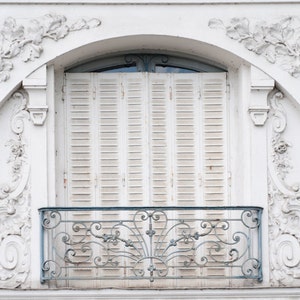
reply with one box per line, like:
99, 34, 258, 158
209, 17, 300, 78
0, 14, 101, 83
1, 0, 300, 3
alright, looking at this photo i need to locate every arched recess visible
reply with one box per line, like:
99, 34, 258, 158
14, 33, 287, 287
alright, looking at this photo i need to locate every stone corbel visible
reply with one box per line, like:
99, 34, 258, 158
23, 65, 48, 126
248, 66, 274, 126
27, 105, 48, 126
248, 106, 270, 126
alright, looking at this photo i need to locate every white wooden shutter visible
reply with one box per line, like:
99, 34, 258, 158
65, 73, 95, 208
202, 73, 227, 207
123, 73, 148, 207
63, 71, 228, 288
65, 73, 97, 287
149, 74, 172, 206
96, 74, 122, 207
65, 72, 228, 209
201, 73, 228, 284
172, 74, 202, 207
172, 74, 202, 283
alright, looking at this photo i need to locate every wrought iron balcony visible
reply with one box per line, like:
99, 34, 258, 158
39, 206, 263, 284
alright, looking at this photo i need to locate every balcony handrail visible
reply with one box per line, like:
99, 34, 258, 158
39, 205, 263, 213
39, 206, 263, 284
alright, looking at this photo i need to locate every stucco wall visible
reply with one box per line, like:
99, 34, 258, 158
1, 1, 300, 298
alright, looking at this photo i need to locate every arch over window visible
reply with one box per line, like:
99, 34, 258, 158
66, 53, 226, 73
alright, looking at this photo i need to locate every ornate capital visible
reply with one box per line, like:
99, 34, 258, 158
0, 14, 101, 83
209, 17, 300, 78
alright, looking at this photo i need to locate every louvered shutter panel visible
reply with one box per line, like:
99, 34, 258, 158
122, 74, 150, 287
65, 73, 95, 207
95, 74, 123, 286
202, 73, 227, 207
96, 74, 122, 208
201, 73, 228, 285
149, 74, 172, 206
173, 74, 202, 207
172, 74, 202, 284
65, 73, 96, 287
123, 73, 148, 207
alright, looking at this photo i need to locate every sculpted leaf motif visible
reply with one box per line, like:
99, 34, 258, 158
275, 45, 290, 56
209, 17, 300, 78
282, 27, 295, 42
0, 14, 101, 83
265, 49, 277, 64
254, 43, 270, 55
226, 27, 241, 40
243, 38, 257, 51
22, 44, 43, 62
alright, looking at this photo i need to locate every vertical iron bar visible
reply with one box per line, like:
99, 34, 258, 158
40, 209, 45, 283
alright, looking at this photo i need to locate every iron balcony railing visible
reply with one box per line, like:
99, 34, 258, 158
39, 206, 263, 283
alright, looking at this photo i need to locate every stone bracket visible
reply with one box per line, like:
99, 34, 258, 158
249, 66, 274, 126
27, 105, 48, 126
248, 106, 270, 126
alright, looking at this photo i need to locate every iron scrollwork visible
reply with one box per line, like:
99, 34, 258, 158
40, 206, 262, 283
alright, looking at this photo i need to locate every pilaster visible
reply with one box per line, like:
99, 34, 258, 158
23, 65, 48, 288
249, 66, 274, 285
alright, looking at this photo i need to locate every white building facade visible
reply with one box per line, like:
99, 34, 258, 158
1, 1, 300, 299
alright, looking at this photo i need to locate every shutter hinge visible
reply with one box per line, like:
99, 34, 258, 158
93, 87, 96, 100
62, 85, 66, 102
63, 172, 67, 188
121, 83, 125, 99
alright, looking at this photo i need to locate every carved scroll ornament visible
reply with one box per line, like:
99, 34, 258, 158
0, 91, 30, 289
209, 17, 300, 78
268, 90, 300, 286
0, 14, 101, 83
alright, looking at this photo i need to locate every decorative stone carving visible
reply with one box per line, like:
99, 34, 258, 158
0, 14, 101, 83
268, 90, 300, 286
0, 90, 30, 289
27, 105, 48, 126
208, 17, 300, 78
248, 106, 270, 126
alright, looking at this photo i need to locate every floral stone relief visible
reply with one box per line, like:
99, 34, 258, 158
0, 90, 31, 288
268, 90, 300, 286
0, 14, 101, 83
209, 17, 300, 78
